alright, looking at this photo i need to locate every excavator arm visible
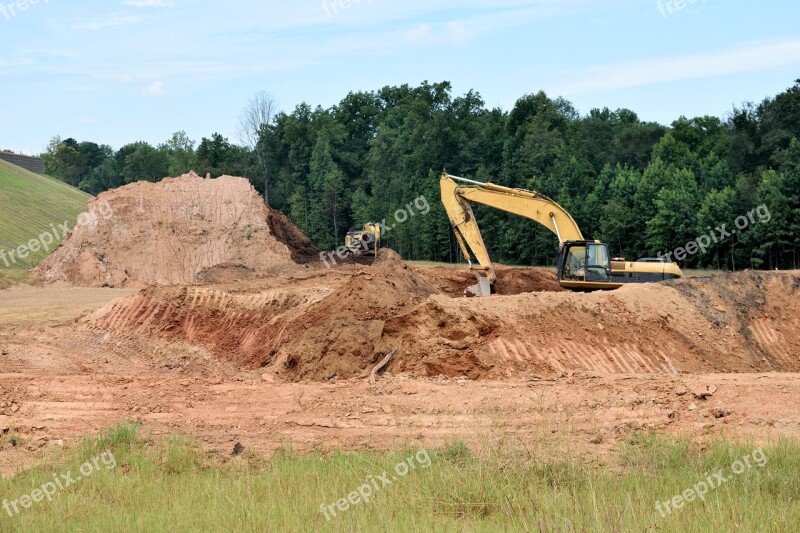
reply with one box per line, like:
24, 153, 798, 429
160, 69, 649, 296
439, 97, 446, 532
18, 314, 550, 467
440, 173, 584, 295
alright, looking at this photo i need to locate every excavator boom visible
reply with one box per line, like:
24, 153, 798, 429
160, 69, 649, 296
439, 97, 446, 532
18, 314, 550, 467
442, 175, 585, 243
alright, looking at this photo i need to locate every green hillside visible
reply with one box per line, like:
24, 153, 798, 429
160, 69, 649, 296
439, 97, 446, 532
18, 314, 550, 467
0, 159, 92, 288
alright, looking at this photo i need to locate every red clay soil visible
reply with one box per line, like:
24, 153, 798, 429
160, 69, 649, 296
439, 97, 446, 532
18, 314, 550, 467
80, 254, 800, 383
413, 264, 564, 296
83, 250, 440, 380
264, 250, 440, 380
31, 173, 318, 288
3, 265, 800, 476
265, 209, 320, 264
5, 284, 800, 470
4, 369, 800, 474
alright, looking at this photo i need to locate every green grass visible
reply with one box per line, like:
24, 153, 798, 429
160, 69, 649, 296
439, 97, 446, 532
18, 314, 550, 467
1, 424, 798, 532
0, 159, 91, 287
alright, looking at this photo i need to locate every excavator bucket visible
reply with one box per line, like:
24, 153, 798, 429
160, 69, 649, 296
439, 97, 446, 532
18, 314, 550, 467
466, 273, 493, 297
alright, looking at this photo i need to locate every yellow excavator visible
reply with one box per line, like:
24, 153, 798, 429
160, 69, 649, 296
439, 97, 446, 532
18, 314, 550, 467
344, 223, 382, 258
440, 173, 683, 296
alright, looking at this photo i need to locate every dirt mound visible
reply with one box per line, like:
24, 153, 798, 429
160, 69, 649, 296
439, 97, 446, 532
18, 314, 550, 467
31, 173, 318, 288
494, 266, 564, 294
667, 271, 800, 370
82, 284, 332, 369
264, 249, 441, 380
413, 264, 563, 296
78, 258, 800, 382
81, 249, 441, 380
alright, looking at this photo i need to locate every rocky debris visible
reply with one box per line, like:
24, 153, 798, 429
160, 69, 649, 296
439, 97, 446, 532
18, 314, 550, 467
693, 385, 718, 400
232, 442, 245, 457
0, 415, 11, 433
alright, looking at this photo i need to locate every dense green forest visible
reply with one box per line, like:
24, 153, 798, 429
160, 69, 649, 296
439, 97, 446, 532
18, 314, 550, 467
41, 80, 800, 270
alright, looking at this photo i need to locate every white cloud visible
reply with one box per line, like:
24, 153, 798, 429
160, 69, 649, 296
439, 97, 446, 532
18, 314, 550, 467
140, 80, 166, 97
551, 37, 800, 95
0, 57, 36, 68
72, 13, 141, 30
404, 21, 470, 45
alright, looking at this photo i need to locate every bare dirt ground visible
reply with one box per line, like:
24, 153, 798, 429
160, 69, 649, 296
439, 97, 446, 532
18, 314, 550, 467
2, 264, 799, 478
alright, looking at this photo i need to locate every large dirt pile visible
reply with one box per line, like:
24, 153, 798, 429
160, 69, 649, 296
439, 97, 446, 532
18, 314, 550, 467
31, 173, 318, 287
79, 248, 800, 381
81, 249, 442, 379
264, 249, 440, 380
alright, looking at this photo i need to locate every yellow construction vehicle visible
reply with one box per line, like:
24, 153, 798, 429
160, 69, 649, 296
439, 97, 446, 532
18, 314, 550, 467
440, 173, 683, 295
344, 223, 382, 258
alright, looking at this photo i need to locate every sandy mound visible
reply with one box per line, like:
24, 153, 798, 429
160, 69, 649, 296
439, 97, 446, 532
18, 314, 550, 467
31, 173, 318, 287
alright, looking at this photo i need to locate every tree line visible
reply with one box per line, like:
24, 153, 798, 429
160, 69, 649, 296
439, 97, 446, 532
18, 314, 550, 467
42, 80, 800, 270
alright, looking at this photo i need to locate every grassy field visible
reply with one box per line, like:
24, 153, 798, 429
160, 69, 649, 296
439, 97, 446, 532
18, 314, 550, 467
0, 159, 91, 288
1, 424, 797, 532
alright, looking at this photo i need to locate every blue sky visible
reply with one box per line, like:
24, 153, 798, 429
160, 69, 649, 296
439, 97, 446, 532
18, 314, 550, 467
1, 0, 799, 155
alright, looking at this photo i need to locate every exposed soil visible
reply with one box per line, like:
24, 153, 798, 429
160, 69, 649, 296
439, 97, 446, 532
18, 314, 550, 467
30, 173, 317, 288
3, 362, 800, 477
68, 259, 800, 383
265, 208, 320, 264
3, 261, 800, 478
413, 264, 564, 296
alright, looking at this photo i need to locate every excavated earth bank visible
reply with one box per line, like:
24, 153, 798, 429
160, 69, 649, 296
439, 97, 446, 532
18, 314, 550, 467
78, 251, 800, 381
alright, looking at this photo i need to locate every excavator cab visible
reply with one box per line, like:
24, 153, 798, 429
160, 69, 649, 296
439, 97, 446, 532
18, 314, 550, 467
557, 241, 618, 290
